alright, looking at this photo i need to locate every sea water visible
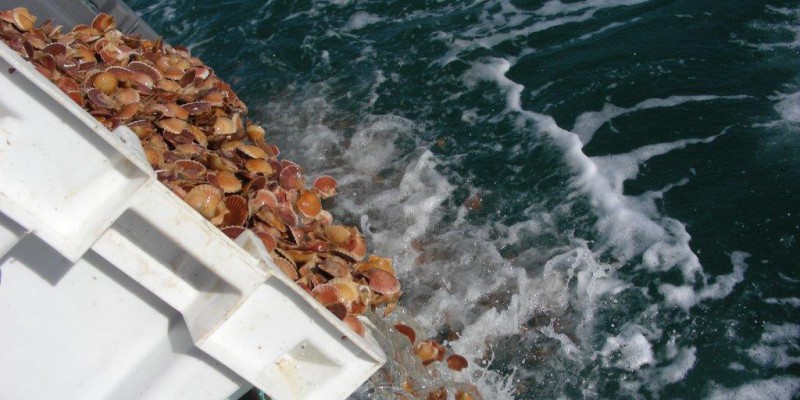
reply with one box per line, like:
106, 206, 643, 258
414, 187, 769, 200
128, 0, 800, 398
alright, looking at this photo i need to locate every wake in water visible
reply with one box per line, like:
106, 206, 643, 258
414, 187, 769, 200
130, 0, 800, 398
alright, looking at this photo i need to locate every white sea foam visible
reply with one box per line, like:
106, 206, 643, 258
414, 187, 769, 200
708, 376, 800, 400
437, 0, 651, 64
773, 90, 800, 124
343, 11, 383, 32
765, 297, 800, 307
746, 323, 800, 368
600, 330, 654, 370
573, 95, 747, 145
659, 252, 749, 310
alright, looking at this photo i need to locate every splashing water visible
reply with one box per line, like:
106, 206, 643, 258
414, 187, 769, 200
130, 0, 800, 398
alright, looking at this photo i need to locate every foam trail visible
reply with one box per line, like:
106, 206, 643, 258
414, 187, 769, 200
708, 376, 800, 400
439, 0, 652, 64
573, 95, 748, 145
464, 57, 720, 273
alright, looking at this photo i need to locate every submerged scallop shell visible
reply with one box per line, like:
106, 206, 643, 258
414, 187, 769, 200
394, 323, 416, 343
414, 340, 445, 365
446, 354, 469, 372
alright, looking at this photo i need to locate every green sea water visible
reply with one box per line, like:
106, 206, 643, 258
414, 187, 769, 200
129, 0, 799, 398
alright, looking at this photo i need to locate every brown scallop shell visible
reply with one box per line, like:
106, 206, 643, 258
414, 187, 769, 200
209, 171, 242, 193
174, 159, 206, 179
394, 323, 416, 343
254, 230, 277, 252
343, 314, 366, 336
324, 225, 352, 246
212, 117, 237, 136
362, 268, 400, 295
182, 100, 211, 115
311, 284, 342, 306
157, 117, 188, 134
183, 184, 222, 219
278, 163, 303, 190
91, 13, 115, 32
86, 88, 117, 109
244, 158, 273, 175
250, 189, 278, 213
446, 354, 469, 372
414, 340, 445, 365
220, 225, 246, 239
223, 195, 248, 226
296, 190, 321, 218
313, 176, 338, 199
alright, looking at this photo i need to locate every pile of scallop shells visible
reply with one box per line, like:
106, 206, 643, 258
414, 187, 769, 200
0, 8, 476, 398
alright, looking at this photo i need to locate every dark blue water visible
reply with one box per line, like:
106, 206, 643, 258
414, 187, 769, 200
129, 1, 800, 398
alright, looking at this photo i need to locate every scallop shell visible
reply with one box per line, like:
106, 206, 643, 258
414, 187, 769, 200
326, 303, 348, 320
174, 159, 206, 179
324, 225, 352, 246
362, 268, 400, 295
278, 164, 303, 190
213, 117, 237, 136
157, 117, 188, 134
296, 190, 321, 219
238, 144, 267, 159
414, 340, 445, 365
91, 13, 115, 32
182, 100, 211, 115
394, 323, 416, 343
223, 195, 248, 226
446, 354, 469, 372
86, 88, 117, 109
11, 7, 35, 31
274, 204, 298, 228
254, 230, 277, 252
250, 189, 278, 213
244, 158, 273, 175
220, 225, 246, 239
273, 256, 298, 280
311, 284, 341, 306
328, 278, 359, 305
313, 176, 337, 199
246, 124, 266, 142
318, 258, 349, 279
209, 171, 242, 193
343, 315, 366, 336
183, 184, 222, 219
114, 88, 140, 105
